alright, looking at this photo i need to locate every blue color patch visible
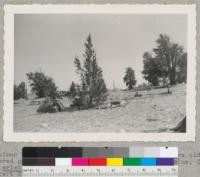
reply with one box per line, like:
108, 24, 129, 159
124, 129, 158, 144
140, 158, 156, 166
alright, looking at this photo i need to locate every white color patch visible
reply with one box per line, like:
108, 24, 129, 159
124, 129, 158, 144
160, 147, 178, 158
55, 158, 72, 166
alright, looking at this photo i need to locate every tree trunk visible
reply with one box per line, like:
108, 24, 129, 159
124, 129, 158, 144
129, 85, 133, 90
170, 67, 176, 85
167, 84, 170, 94
89, 95, 93, 108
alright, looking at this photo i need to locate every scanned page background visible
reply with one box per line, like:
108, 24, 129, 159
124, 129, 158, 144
0, 0, 200, 176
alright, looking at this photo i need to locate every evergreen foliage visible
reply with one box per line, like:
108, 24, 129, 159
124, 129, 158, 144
142, 52, 163, 86
123, 67, 137, 90
14, 82, 27, 100
73, 34, 107, 108
26, 71, 58, 98
142, 34, 187, 86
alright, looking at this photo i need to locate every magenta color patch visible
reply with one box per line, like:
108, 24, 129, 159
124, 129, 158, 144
72, 158, 88, 166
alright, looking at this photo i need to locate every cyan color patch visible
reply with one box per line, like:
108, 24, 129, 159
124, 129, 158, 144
140, 158, 156, 166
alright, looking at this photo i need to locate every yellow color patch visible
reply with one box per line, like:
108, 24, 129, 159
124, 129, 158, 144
107, 158, 123, 166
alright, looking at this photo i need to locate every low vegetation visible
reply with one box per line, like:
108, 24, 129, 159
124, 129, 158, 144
37, 97, 65, 113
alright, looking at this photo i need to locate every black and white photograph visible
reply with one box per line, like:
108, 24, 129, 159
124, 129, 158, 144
3, 5, 196, 141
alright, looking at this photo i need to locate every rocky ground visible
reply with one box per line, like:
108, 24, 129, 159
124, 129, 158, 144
14, 84, 186, 133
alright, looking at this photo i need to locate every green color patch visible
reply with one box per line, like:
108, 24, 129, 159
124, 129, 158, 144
123, 158, 141, 166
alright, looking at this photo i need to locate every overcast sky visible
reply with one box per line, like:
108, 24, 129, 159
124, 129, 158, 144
14, 14, 187, 90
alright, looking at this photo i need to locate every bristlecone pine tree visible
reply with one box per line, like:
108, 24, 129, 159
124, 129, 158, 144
26, 71, 58, 98
153, 34, 185, 85
123, 67, 137, 90
74, 34, 107, 108
14, 82, 27, 100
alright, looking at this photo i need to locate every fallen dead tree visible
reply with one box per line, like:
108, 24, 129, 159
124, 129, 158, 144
96, 100, 127, 109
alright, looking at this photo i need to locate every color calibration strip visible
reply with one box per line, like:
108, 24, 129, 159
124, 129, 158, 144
22, 147, 177, 166
23, 157, 175, 166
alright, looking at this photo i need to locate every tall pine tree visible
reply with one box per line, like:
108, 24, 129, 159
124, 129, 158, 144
74, 34, 107, 107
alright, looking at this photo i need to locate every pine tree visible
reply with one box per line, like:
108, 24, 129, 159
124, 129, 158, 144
123, 67, 137, 90
14, 82, 27, 100
153, 34, 184, 85
142, 52, 163, 86
26, 71, 58, 98
74, 34, 107, 107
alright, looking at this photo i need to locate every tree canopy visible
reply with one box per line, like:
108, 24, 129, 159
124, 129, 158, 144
14, 82, 27, 100
123, 67, 137, 90
26, 71, 58, 98
142, 34, 187, 86
142, 52, 163, 86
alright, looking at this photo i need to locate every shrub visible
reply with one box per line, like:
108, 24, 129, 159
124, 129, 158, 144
134, 91, 142, 97
70, 94, 90, 110
37, 98, 65, 113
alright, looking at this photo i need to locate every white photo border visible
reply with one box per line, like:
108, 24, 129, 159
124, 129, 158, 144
3, 4, 196, 142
